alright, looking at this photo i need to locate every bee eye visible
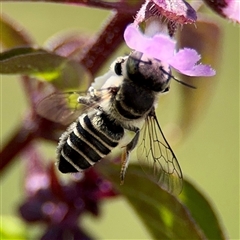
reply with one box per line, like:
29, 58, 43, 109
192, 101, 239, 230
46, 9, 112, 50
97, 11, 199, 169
114, 62, 122, 76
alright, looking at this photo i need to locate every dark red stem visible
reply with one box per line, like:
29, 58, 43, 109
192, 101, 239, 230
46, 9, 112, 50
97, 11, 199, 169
0, 124, 35, 173
80, 11, 141, 75
1, 0, 143, 13
0, 113, 59, 174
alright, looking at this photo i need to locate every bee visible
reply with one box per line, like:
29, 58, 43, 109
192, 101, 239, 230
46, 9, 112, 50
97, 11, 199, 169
37, 51, 185, 195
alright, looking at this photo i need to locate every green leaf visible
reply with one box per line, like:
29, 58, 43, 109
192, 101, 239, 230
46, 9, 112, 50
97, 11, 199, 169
179, 180, 227, 239
0, 14, 32, 48
0, 47, 70, 77
97, 161, 225, 239
0, 47, 91, 90
0, 215, 27, 239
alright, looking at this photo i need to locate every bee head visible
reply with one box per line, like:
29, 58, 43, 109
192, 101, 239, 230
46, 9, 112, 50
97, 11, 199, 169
124, 51, 171, 93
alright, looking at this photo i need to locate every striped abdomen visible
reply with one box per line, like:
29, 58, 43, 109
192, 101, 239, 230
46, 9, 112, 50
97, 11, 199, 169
57, 111, 124, 173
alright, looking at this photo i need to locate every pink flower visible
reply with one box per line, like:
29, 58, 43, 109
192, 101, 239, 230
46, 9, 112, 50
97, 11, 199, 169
222, 0, 240, 22
135, 0, 197, 25
203, 0, 240, 23
124, 24, 216, 77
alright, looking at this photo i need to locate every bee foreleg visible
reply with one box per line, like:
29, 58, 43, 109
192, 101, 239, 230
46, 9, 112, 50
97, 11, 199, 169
78, 95, 103, 111
120, 130, 140, 185
88, 86, 101, 101
77, 96, 93, 106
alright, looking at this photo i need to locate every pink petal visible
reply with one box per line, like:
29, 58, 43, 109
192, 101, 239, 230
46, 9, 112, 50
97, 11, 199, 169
177, 64, 216, 76
124, 24, 176, 61
124, 24, 216, 77
203, 0, 240, 23
170, 48, 201, 70
223, 0, 240, 23
142, 34, 176, 61
123, 24, 149, 51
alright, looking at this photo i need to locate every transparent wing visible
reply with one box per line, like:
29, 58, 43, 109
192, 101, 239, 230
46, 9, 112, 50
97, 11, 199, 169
36, 91, 83, 125
36, 88, 113, 125
137, 112, 183, 195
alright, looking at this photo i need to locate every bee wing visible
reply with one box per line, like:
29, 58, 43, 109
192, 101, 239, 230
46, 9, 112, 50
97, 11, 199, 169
36, 88, 114, 125
137, 112, 183, 195
36, 91, 83, 125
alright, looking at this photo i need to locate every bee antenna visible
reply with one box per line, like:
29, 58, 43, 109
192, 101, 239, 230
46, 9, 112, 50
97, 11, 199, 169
128, 55, 152, 65
160, 66, 196, 89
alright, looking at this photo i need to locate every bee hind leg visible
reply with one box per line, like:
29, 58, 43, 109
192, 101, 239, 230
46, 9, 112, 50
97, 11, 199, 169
120, 130, 140, 185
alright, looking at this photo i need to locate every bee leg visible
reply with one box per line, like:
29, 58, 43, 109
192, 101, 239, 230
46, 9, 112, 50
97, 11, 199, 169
120, 130, 140, 185
88, 86, 101, 101
77, 96, 93, 106
120, 150, 128, 185
78, 95, 102, 110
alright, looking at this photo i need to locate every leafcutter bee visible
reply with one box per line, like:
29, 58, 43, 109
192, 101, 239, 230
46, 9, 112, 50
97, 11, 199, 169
37, 51, 185, 194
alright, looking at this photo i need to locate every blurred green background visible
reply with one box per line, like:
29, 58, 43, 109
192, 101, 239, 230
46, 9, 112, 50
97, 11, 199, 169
0, 2, 239, 239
